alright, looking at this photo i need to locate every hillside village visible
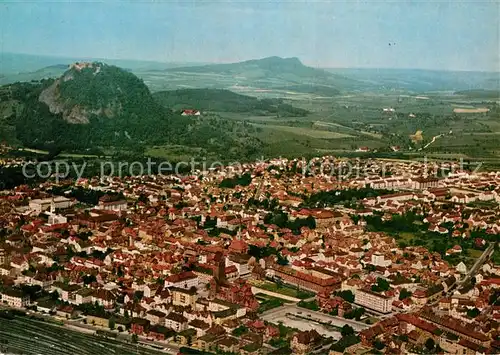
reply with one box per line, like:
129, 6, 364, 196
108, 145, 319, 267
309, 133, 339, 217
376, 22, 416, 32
0, 156, 499, 355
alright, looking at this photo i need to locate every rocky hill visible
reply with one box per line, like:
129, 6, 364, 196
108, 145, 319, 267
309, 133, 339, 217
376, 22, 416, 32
38, 62, 157, 124
0, 63, 263, 159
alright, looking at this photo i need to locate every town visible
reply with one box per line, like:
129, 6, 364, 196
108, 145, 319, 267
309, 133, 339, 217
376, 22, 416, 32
0, 156, 499, 355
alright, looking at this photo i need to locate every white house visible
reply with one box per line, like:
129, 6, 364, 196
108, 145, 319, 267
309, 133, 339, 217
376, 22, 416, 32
1, 289, 30, 308
29, 196, 73, 212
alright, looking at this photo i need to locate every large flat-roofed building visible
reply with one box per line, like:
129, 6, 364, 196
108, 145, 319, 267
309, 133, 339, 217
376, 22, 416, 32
29, 196, 73, 212
355, 288, 392, 313
270, 265, 342, 293
411, 177, 439, 190
97, 196, 128, 212
164, 271, 199, 290
420, 309, 491, 348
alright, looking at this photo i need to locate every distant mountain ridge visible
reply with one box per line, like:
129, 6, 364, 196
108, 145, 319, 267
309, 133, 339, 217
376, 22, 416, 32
0, 52, 207, 86
164, 56, 363, 94
454, 89, 500, 99
1, 53, 498, 93
169, 56, 320, 77
325, 68, 500, 92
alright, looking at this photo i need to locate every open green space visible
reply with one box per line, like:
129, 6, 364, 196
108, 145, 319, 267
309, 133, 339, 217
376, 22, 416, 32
252, 280, 314, 299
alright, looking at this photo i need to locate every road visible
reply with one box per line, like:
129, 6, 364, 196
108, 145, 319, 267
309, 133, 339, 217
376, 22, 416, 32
429, 242, 495, 306
260, 304, 370, 332
423, 134, 444, 149
461, 243, 495, 286
0, 316, 171, 355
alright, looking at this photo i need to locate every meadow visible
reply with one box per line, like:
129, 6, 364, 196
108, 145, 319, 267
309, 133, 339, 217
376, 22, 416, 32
198, 90, 499, 163
141, 89, 500, 164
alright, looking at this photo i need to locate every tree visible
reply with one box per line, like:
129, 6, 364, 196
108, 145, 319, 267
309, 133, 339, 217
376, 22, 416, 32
137, 193, 148, 204
109, 318, 116, 330
341, 325, 355, 337
278, 321, 288, 338
467, 307, 480, 318
373, 340, 385, 350
276, 253, 289, 266
133, 291, 144, 302
371, 277, 390, 292
344, 307, 365, 321
297, 300, 319, 311
264, 211, 288, 228
50, 290, 59, 301
338, 290, 355, 303
489, 290, 500, 305
364, 264, 376, 272
425, 338, 435, 351
329, 307, 339, 316
232, 325, 248, 336
131, 334, 138, 343
82, 274, 97, 285
399, 288, 412, 300
305, 215, 316, 229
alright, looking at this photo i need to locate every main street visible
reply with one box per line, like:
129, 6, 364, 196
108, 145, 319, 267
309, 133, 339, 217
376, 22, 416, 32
429, 242, 496, 306
461, 243, 495, 286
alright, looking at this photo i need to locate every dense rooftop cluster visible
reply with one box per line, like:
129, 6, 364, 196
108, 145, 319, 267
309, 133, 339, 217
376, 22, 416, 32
0, 156, 499, 354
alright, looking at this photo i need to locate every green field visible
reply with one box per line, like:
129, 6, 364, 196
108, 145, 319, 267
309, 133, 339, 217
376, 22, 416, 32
252, 123, 352, 139
206, 88, 500, 161
11, 87, 500, 164
146, 145, 209, 161
252, 280, 315, 299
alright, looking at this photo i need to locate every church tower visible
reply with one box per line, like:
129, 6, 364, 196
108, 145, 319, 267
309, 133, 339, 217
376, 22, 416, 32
213, 251, 227, 285
50, 197, 56, 214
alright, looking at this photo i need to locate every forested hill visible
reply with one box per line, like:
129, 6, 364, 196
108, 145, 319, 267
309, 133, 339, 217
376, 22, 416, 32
0, 63, 264, 159
167, 56, 318, 75
1, 62, 181, 149
153, 88, 309, 116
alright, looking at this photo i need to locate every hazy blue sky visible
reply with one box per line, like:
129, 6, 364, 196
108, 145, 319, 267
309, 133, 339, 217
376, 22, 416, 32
0, 0, 498, 71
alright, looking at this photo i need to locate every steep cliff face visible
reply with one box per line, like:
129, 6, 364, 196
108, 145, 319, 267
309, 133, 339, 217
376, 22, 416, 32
39, 79, 88, 124
0, 62, 264, 159
38, 62, 137, 124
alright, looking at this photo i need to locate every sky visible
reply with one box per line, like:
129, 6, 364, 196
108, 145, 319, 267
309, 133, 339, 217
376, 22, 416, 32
0, 0, 499, 71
